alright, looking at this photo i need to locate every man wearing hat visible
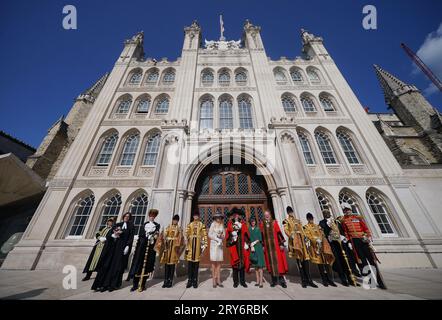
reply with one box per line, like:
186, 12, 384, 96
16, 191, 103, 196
155, 214, 184, 288
303, 212, 336, 287
283, 206, 317, 288
225, 207, 250, 288
185, 209, 208, 288
340, 202, 386, 289
129, 209, 160, 292
261, 210, 288, 288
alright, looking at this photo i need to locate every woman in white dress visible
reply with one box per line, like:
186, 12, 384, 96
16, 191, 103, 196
208, 212, 225, 288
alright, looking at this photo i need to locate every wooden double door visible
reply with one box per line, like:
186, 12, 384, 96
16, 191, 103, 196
197, 203, 267, 265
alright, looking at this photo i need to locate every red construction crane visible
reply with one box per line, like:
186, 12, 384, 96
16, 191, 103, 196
401, 43, 442, 92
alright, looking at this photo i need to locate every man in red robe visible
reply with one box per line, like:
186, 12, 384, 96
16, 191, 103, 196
225, 207, 250, 288
260, 210, 288, 288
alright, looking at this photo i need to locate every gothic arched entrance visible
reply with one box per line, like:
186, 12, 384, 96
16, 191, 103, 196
193, 163, 272, 265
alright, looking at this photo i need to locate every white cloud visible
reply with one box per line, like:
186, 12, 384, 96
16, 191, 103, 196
414, 23, 442, 97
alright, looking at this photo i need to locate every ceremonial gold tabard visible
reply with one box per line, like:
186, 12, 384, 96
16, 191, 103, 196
185, 221, 208, 262
303, 222, 335, 265
282, 216, 309, 261
155, 224, 184, 265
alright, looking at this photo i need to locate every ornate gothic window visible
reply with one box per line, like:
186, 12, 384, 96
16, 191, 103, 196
339, 191, 361, 214
282, 94, 296, 112
290, 69, 303, 82
307, 69, 321, 83
143, 133, 161, 166
337, 131, 360, 164
366, 191, 396, 235
238, 96, 253, 129
320, 95, 335, 111
315, 131, 337, 164
65, 194, 95, 237
119, 134, 139, 166
218, 70, 230, 86
136, 98, 150, 113
96, 193, 122, 231
235, 71, 247, 86
301, 96, 316, 112
129, 193, 149, 236
201, 70, 214, 86
155, 97, 169, 113
96, 133, 118, 166
298, 133, 315, 165
128, 71, 142, 85
212, 175, 223, 194
199, 98, 214, 130
274, 68, 287, 85
146, 70, 159, 85
219, 97, 233, 129
162, 70, 175, 85
316, 190, 334, 214
116, 98, 132, 114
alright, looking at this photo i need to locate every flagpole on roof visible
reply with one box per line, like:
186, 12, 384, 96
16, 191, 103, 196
220, 14, 225, 41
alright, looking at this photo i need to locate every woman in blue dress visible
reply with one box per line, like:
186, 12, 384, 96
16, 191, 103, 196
248, 217, 265, 288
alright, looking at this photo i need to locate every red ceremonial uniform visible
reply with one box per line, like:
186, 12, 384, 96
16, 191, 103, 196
225, 220, 250, 271
340, 214, 371, 240
260, 219, 288, 276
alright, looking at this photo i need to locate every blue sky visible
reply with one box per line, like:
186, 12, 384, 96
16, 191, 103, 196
0, 0, 441, 148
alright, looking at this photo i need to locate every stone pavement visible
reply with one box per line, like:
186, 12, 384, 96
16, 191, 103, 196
0, 268, 441, 300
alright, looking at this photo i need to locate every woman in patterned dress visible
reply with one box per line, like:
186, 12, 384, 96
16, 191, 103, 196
208, 212, 225, 288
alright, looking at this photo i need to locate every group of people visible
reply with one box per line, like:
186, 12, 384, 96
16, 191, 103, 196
82, 202, 386, 292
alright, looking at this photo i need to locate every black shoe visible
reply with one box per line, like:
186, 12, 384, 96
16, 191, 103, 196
162, 282, 167, 288
322, 282, 329, 287
108, 287, 115, 292
130, 287, 137, 292
281, 282, 287, 288
301, 282, 307, 288
328, 280, 337, 287
82, 276, 90, 281
193, 283, 198, 289
341, 279, 349, 287
270, 282, 276, 287
233, 283, 239, 288
100, 287, 107, 292
240, 282, 247, 288
309, 281, 318, 288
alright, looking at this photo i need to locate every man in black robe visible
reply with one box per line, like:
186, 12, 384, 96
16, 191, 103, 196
129, 209, 160, 292
91, 212, 134, 292
82, 218, 114, 281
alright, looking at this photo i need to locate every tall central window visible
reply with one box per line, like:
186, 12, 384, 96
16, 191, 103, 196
238, 97, 253, 129
219, 98, 233, 129
218, 70, 230, 86
315, 131, 337, 164
96, 193, 122, 231
199, 98, 214, 129
120, 134, 139, 166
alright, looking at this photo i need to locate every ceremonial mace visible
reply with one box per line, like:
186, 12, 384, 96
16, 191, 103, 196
337, 239, 358, 286
136, 234, 154, 292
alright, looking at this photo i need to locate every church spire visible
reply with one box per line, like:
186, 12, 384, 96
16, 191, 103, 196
373, 64, 416, 104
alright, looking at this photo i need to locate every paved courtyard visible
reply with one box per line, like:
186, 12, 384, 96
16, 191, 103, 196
0, 267, 441, 300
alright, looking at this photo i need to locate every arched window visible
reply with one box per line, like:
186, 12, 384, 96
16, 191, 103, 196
96, 193, 122, 231
290, 69, 304, 82
298, 133, 315, 164
238, 96, 253, 129
307, 69, 321, 83
96, 133, 118, 166
136, 98, 150, 114
201, 70, 214, 86
315, 131, 337, 164
128, 71, 142, 85
119, 134, 139, 166
116, 98, 132, 114
155, 97, 169, 113
301, 96, 316, 112
366, 191, 396, 235
320, 95, 335, 111
162, 70, 175, 85
281, 94, 296, 112
146, 69, 159, 85
143, 133, 161, 165
65, 193, 95, 237
199, 98, 214, 129
274, 68, 287, 84
339, 190, 361, 214
235, 71, 247, 86
218, 70, 230, 86
316, 190, 334, 215
337, 131, 360, 164
219, 97, 233, 129
129, 193, 149, 236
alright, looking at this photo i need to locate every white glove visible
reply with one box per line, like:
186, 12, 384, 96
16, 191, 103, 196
326, 218, 332, 227
316, 238, 322, 244
340, 235, 347, 243
231, 231, 237, 237
348, 243, 353, 250
244, 243, 249, 250
201, 245, 207, 252
123, 246, 129, 255
99, 237, 106, 242
111, 233, 118, 239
